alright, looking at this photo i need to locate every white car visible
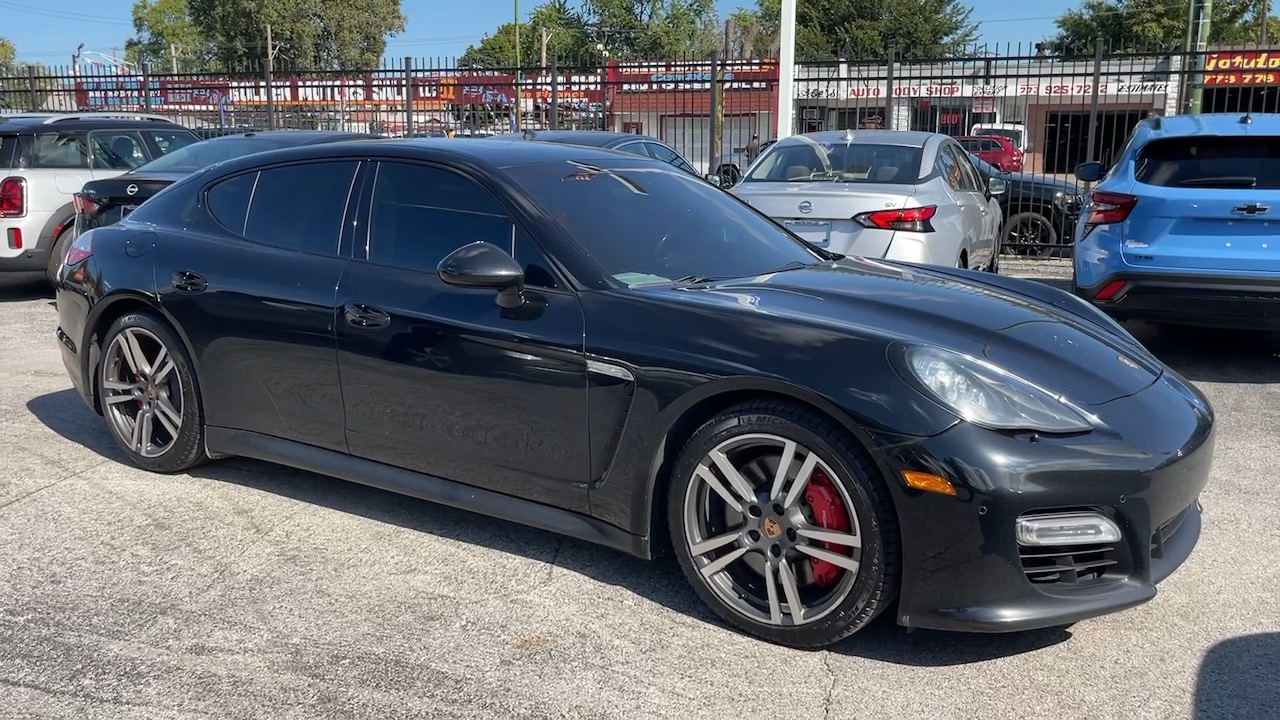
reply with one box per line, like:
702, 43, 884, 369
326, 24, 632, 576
0, 112, 199, 284
728, 129, 1005, 271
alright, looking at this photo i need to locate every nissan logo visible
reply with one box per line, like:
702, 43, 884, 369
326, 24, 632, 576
798, 201, 813, 214
125, 184, 139, 196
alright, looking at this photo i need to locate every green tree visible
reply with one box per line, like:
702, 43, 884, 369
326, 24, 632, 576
0, 36, 15, 70
460, 1, 594, 68
187, 0, 407, 70
1050, 0, 1279, 54
126, 0, 213, 72
582, 0, 721, 58
729, 0, 977, 61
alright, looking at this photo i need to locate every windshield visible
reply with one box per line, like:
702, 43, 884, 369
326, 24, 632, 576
743, 141, 923, 184
502, 159, 826, 287
132, 136, 304, 174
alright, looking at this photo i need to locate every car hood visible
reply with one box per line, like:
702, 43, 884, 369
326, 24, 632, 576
653, 258, 1163, 406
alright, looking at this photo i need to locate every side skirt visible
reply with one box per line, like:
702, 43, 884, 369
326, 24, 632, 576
205, 427, 651, 559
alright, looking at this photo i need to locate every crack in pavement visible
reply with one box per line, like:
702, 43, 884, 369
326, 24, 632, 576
821, 651, 836, 719
0, 458, 113, 514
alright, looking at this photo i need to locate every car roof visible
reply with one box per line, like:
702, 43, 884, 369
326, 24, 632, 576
1132, 112, 1280, 143
202, 130, 377, 145
774, 129, 941, 148
200, 136, 654, 179
0, 113, 190, 132
516, 130, 653, 148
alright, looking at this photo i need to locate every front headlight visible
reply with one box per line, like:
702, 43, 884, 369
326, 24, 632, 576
902, 345, 1095, 433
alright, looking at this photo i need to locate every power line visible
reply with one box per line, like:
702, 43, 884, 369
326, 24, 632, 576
0, 0, 132, 26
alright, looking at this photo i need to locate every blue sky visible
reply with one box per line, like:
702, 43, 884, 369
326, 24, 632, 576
3, 0, 1078, 65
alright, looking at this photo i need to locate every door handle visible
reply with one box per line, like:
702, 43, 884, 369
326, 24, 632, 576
171, 270, 207, 293
343, 302, 391, 329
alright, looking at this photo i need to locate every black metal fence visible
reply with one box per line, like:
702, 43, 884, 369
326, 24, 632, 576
4, 43, 1278, 259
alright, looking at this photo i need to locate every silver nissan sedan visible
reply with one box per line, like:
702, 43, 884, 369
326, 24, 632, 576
728, 129, 1006, 271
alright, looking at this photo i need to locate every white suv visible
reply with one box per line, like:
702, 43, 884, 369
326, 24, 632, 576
0, 112, 200, 284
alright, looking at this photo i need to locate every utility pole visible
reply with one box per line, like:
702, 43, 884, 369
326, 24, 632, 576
1263, 0, 1271, 46
777, 0, 796, 138
265, 23, 275, 130
169, 43, 179, 74
514, 0, 521, 133
541, 27, 550, 68
1187, 0, 1214, 114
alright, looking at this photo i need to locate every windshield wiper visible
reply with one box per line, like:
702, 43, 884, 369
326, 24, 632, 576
1177, 176, 1257, 188
672, 274, 720, 285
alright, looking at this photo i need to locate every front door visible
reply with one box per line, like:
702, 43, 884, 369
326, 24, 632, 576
157, 158, 363, 452
335, 159, 591, 513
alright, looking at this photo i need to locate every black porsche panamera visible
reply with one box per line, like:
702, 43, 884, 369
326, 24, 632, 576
53, 138, 1214, 648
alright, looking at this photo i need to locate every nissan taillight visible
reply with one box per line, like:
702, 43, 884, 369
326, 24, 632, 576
1085, 191, 1138, 224
64, 231, 93, 266
73, 192, 105, 216
0, 177, 25, 218
854, 205, 937, 232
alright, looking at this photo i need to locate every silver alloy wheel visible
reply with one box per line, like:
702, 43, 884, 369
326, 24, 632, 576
101, 327, 184, 459
682, 433, 863, 627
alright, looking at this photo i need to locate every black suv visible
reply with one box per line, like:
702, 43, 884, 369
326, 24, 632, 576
1, 112, 200, 282
968, 154, 1084, 257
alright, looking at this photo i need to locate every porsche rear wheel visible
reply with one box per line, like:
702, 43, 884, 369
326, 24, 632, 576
668, 400, 899, 648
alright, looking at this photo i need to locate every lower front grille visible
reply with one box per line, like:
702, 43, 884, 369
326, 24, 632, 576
1020, 543, 1121, 586
1151, 505, 1192, 560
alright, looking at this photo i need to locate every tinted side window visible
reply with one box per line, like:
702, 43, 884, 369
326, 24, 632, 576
244, 161, 359, 255
644, 142, 678, 162
366, 161, 514, 272
146, 129, 199, 156
512, 233, 561, 289
950, 146, 983, 192
89, 130, 147, 170
206, 172, 258, 234
32, 133, 89, 169
615, 142, 651, 158
0, 134, 19, 169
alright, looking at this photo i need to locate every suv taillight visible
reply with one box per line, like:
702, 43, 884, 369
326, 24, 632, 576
0, 177, 25, 218
1086, 191, 1137, 224
854, 205, 937, 232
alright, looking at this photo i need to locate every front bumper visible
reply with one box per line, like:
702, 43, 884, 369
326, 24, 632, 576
1075, 271, 1280, 330
874, 369, 1214, 633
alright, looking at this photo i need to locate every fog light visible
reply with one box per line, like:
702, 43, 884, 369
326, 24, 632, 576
1016, 511, 1122, 546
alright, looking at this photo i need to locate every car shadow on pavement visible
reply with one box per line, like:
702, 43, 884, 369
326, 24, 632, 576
1194, 632, 1280, 719
0, 276, 52, 303
1127, 322, 1280, 384
24, 387, 1088, 666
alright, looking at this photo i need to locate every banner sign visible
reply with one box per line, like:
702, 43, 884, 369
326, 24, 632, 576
836, 79, 1171, 100
1203, 51, 1280, 86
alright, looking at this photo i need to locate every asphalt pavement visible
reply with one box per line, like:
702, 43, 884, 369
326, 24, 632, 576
1, 263, 1277, 719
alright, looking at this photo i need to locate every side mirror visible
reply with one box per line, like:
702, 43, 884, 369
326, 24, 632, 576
1074, 161, 1104, 182
988, 177, 1007, 196
704, 173, 722, 185
437, 241, 525, 308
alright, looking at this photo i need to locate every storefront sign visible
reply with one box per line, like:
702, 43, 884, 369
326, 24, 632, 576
608, 60, 777, 93
1203, 51, 1280, 86
838, 79, 1170, 99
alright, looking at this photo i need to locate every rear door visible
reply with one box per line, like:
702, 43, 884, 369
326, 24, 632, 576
937, 142, 988, 265
1122, 134, 1280, 273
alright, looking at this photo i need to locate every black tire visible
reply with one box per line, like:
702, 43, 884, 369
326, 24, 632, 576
98, 311, 209, 473
716, 164, 741, 188
1002, 211, 1059, 257
45, 226, 73, 287
666, 399, 900, 648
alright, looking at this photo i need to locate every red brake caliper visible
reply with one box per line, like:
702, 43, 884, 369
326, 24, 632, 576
803, 469, 852, 588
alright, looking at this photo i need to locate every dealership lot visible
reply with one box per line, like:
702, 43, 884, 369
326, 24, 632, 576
1, 266, 1277, 720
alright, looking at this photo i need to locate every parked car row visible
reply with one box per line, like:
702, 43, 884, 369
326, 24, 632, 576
52, 122, 1213, 652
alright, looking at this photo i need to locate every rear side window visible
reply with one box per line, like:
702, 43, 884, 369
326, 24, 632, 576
0, 135, 19, 169
243, 161, 359, 256
1136, 136, 1280, 189
32, 132, 89, 169
145, 129, 199, 156
206, 172, 258, 234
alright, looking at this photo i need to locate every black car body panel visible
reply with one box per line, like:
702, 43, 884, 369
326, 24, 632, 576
970, 156, 1083, 250
55, 138, 1214, 636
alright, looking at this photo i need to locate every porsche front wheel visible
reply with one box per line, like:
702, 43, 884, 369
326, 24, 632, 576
667, 400, 899, 648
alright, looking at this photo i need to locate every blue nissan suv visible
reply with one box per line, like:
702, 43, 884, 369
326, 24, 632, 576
1072, 112, 1280, 330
